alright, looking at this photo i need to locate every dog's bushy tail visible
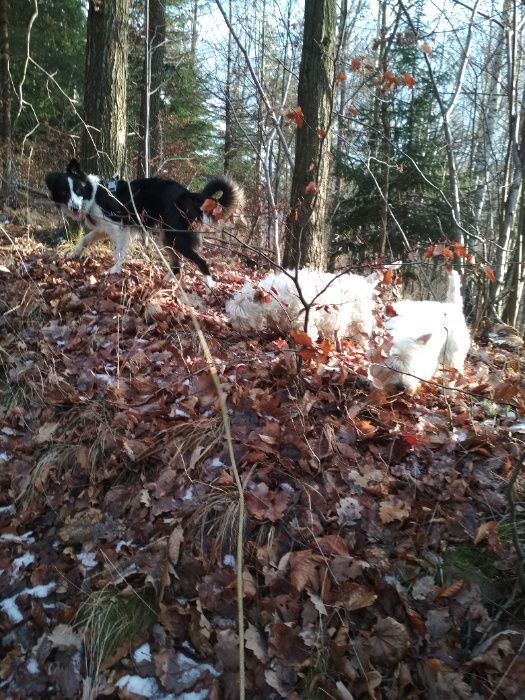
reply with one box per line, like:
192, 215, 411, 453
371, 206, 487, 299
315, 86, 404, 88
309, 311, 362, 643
201, 176, 244, 219
446, 269, 463, 306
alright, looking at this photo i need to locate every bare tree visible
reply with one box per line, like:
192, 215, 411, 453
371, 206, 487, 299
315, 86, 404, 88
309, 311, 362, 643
137, 0, 166, 178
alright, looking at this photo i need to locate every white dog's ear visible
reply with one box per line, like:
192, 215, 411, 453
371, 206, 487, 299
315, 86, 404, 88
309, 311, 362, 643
416, 333, 432, 345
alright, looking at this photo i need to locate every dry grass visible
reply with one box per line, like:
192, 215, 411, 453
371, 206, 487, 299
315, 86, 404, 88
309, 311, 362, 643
74, 586, 156, 700
191, 484, 244, 555
145, 416, 225, 471
16, 402, 119, 503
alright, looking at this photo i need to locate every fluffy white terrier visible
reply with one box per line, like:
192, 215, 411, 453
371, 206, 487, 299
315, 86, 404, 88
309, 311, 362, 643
369, 270, 470, 395
225, 268, 381, 346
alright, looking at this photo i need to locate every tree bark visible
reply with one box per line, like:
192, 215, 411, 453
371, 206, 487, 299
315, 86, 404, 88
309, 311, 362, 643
282, 0, 337, 270
0, 0, 12, 197
81, 0, 130, 178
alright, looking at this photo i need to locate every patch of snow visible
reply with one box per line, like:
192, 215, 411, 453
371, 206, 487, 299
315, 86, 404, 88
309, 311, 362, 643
451, 428, 469, 442
0, 532, 35, 543
0, 581, 56, 624
174, 652, 220, 687
176, 691, 210, 700
77, 551, 98, 568
0, 595, 23, 624
27, 658, 39, 674
29, 582, 56, 598
0, 452, 11, 462
211, 457, 225, 467
93, 373, 115, 384
115, 539, 133, 554
133, 642, 152, 664
509, 421, 525, 433
13, 552, 35, 571
116, 674, 174, 699
0, 504, 15, 514
181, 487, 194, 502
223, 554, 235, 567
174, 408, 191, 418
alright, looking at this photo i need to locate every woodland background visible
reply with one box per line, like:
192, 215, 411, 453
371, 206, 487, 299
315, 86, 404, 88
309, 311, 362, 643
1, 0, 525, 325
1, 1, 525, 700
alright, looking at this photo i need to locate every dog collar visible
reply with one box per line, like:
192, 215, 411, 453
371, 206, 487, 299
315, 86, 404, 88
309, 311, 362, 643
103, 176, 119, 193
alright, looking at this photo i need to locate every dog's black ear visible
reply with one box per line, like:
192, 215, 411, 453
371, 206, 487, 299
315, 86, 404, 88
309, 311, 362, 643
67, 158, 85, 179
45, 172, 60, 190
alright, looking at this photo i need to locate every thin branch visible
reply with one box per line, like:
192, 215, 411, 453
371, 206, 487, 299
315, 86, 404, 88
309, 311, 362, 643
214, 0, 294, 169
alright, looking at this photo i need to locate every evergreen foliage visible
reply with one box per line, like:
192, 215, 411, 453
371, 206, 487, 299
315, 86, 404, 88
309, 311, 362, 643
8, 0, 86, 133
330, 13, 464, 262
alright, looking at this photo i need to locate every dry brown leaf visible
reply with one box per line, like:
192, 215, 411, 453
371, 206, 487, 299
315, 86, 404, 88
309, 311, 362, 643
369, 617, 410, 665
379, 495, 411, 523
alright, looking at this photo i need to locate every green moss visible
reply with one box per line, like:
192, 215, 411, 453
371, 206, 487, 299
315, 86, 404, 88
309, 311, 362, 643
442, 542, 512, 604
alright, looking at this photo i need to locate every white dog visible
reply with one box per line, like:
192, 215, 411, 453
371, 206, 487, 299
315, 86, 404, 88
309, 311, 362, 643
369, 270, 470, 394
225, 268, 381, 346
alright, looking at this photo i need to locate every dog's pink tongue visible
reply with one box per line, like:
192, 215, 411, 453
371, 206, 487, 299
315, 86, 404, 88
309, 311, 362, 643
70, 210, 82, 221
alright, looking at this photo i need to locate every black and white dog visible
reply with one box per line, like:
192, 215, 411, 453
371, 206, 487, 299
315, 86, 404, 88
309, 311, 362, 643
45, 159, 242, 288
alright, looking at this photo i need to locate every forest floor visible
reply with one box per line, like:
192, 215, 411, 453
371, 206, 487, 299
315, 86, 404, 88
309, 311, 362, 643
1, 214, 525, 700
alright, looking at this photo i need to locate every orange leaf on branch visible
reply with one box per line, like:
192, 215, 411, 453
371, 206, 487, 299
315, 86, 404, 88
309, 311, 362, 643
200, 198, 217, 214
451, 241, 467, 257
304, 181, 318, 195
484, 266, 496, 283
403, 72, 415, 88
286, 105, 304, 128
335, 71, 347, 83
316, 127, 327, 138
383, 69, 397, 86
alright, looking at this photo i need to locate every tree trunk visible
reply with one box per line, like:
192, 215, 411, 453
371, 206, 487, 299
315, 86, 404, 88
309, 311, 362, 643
377, 0, 391, 258
490, 0, 522, 312
223, 0, 234, 175
81, 0, 130, 178
282, 0, 337, 270
0, 0, 12, 198
137, 0, 166, 178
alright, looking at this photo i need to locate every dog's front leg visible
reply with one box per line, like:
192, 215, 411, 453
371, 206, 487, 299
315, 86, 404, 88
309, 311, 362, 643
66, 229, 106, 260
108, 227, 131, 274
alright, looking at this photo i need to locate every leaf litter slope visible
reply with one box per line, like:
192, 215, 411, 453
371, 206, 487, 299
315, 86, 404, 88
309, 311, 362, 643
1, 223, 525, 699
